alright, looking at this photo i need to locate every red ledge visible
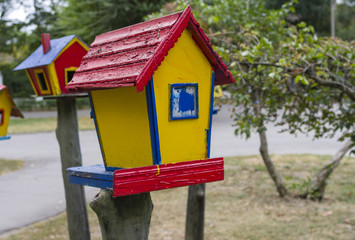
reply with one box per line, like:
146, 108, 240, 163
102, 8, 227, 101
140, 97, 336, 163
113, 158, 224, 197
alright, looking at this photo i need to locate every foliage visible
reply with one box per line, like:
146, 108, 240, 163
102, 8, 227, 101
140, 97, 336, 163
265, 0, 355, 41
336, 2, 355, 41
165, 0, 355, 144
265, 0, 331, 36
152, 0, 354, 198
57, 0, 169, 44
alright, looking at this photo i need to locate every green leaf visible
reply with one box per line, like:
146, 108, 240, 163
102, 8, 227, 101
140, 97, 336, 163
241, 51, 250, 57
295, 75, 302, 83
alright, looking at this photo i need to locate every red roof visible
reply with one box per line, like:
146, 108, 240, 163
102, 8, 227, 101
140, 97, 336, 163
67, 6, 235, 92
0, 85, 24, 118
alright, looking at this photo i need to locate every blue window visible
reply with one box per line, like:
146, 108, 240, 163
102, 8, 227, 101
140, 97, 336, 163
170, 83, 198, 120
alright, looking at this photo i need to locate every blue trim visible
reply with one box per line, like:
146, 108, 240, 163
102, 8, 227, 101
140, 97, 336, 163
212, 108, 220, 115
0, 136, 11, 141
88, 93, 107, 169
207, 71, 215, 158
146, 78, 161, 165
106, 166, 123, 171
170, 83, 199, 120
68, 164, 113, 189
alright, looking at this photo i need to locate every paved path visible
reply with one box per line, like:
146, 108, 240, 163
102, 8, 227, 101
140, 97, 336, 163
0, 105, 345, 235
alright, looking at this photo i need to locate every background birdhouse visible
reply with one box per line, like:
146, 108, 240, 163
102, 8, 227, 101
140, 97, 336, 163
0, 85, 24, 139
14, 34, 88, 96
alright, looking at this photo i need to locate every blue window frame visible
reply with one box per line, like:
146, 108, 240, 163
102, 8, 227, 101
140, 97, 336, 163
170, 83, 198, 120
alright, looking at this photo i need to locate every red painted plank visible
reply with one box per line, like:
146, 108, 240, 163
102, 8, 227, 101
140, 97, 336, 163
83, 28, 171, 61
72, 62, 145, 84
77, 45, 157, 73
113, 158, 224, 197
91, 13, 180, 47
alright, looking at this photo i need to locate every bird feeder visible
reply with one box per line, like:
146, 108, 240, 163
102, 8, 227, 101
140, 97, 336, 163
0, 85, 24, 140
14, 34, 88, 96
67, 6, 235, 197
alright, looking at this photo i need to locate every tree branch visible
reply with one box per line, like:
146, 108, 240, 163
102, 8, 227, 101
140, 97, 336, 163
305, 67, 355, 101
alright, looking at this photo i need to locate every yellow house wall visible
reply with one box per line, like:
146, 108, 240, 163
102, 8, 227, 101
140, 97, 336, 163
153, 29, 213, 164
0, 93, 12, 137
91, 87, 153, 169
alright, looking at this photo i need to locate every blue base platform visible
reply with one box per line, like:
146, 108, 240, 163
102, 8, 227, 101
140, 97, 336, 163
67, 164, 114, 190
0, 136, 11, 141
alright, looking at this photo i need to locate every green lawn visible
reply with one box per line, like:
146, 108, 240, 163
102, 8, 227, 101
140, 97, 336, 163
2, 154, 354, 240
8, 116, 95, 134
0, 159, 25, 176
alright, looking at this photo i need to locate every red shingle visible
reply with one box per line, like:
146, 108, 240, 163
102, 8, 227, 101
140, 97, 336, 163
67, 6, 235, 92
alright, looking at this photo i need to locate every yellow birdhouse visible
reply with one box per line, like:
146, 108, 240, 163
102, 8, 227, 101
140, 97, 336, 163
67, 6, 235, 196
0, 85, 24, 140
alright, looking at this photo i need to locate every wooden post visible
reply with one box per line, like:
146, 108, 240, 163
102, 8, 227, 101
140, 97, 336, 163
90, 190, 153, 240
185, 183, 205, 240
56, 97, 90, 240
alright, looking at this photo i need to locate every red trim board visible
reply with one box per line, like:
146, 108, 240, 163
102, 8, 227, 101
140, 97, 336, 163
113, 158, 224, 197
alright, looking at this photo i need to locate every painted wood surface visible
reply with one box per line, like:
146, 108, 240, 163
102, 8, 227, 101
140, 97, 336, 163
68, 164, 113, 189
14, 35, 88, 96
113, 158, 223, 197
67, 6, 235, 92
54, 40, 89, 94
26, 66, 53, 96
91, 87, 153, 169
0, 85, 24, 137
153, 29, 212, 164
0, 91, 12, 136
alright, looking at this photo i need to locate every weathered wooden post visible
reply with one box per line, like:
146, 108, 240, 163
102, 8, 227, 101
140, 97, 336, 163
66, 5, 234, 239
56, 96, 90, 239
90, 190, 153, 239
185, 183, 205, 240
13, 34, 90, 239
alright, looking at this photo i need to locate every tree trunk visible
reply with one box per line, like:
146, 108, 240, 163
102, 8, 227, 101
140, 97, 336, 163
185, 184, 205, 240
56, 97, 90, 240
90, 190, 153, 240
258, 129, 289, 197
252, 91, 288, 198
303, 139, 353, 201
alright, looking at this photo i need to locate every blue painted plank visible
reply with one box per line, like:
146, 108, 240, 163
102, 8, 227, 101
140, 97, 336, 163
67, 164, 114, 181
88, 93, 107, 169
0, 136, 11, 141
147, 78, 161, 165
207, 71, 215, 158
69, 175, 112, 189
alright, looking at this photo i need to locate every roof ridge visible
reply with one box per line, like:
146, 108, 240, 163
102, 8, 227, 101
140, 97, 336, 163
136, 6, 192, 91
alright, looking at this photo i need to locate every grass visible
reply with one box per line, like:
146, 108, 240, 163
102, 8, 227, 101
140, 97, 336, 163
0, 159, 25, 176
8, 116, 95, 134
1, 154, 354, 240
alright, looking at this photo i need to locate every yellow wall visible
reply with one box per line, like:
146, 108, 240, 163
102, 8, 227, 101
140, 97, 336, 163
91, 87, 153, 169
153, 29, 213, 164
0, 92, 12, 137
